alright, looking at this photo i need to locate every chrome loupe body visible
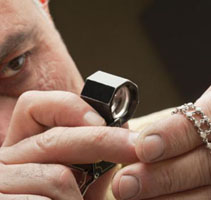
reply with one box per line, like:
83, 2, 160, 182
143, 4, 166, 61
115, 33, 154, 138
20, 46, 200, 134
72, 71, 139, 195
81, 71, 139, 126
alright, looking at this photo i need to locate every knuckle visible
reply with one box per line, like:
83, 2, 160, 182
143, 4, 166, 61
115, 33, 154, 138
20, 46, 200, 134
197, 148, 211, 184
35, 128, 66, 154
92, 127, 108, 144
47, 164, 75, 192
16, 91, 41, 114
158, 166, 175, 194
90, 127, 128, 149
17, 91, 37, 105
35, 132, 53, 154
91, 126, 119, 145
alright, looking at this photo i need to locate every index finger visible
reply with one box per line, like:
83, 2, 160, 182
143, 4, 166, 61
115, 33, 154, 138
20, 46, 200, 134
135, 87, 211, 163
3, 90, 105, 147
0, 126, 139, 165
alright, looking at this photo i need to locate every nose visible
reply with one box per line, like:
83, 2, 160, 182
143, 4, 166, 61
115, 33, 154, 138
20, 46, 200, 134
0, 96, 17, 145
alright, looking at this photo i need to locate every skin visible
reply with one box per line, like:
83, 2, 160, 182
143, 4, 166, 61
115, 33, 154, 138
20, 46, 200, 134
0, 1, 138, 199
112, 86, 211, 200
0, 0, 84, 138
0, 0, 211, 200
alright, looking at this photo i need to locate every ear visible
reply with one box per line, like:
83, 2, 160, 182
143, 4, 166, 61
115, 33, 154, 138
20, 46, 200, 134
39, 0, 50, 14
38, 0, 52, 19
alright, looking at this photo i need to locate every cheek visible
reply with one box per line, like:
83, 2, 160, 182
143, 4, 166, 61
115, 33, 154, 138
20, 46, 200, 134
34, 62, 69, 91
31, 52, 83, 94
0, 97, 17, 145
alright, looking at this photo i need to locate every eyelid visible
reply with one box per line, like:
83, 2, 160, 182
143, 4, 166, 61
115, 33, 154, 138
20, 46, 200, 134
0, 41, 35, 65
0, 52, 25, 72
0, 42, 34, 70
0, 51, 31, 80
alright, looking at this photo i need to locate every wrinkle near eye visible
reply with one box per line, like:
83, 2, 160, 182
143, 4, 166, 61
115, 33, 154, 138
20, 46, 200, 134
34, 62, 69, 91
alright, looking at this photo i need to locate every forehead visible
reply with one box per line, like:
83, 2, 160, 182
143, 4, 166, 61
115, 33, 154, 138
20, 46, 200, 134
0, 0, 40, 36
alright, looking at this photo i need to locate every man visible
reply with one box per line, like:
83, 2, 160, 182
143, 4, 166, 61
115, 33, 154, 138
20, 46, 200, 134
0, 0, 140, 199
0, 1, 211, 200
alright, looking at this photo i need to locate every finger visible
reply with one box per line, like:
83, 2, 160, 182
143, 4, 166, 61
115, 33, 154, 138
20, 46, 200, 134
0, 193, 52, 200
150, 186, 211, 200
202, 85, 211, 96
0, 163, 82, 200
135, 87, 211, 163
3, 90, 105, 146
128, 108, 173, 132
112, 147, 211, 200
0, 126, 139, 164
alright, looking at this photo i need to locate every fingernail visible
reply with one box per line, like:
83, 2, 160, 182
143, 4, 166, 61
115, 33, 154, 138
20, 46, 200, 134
143, 134, 164, 161
119, 175, 140, 200
129, 132, 140, 145
83, 111, 106, 126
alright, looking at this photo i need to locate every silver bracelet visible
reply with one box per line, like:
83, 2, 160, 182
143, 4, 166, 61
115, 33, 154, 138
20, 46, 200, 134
172, 102, 211, 150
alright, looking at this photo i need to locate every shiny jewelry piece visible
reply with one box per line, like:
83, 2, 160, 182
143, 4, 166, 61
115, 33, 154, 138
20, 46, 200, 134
172, 102, 211, 151
71, 71, 139, 196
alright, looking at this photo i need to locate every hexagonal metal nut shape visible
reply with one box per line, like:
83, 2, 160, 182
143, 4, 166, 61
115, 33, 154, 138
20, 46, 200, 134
81, 71, 139, 126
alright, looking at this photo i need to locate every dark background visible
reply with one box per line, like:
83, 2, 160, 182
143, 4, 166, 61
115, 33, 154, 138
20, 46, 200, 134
50, 0, 211, 117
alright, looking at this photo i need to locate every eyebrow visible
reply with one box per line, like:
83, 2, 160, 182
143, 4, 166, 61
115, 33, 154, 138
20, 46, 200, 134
0, 28, 38, 64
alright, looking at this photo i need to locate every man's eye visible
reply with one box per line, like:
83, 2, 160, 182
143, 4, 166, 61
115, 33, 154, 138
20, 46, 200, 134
0, 53, 28, 78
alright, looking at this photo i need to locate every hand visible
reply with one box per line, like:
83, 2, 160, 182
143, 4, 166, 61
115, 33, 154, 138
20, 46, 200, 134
112, 86, 211, 200
0, 91, 139, 200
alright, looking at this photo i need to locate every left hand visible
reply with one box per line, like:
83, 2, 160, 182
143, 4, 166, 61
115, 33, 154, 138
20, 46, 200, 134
0, 91, 138, 200
112, 86, 211, 200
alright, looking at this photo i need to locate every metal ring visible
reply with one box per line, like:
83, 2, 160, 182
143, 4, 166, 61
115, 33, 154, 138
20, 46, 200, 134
172, 102, 211, 151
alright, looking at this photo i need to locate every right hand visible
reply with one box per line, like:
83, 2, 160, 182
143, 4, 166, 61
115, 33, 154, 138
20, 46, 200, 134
0, 91, 138, 200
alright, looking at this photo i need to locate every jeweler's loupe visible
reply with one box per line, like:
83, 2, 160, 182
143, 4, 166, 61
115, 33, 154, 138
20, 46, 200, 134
81, 71, 139, 126
71, 71, 139, 195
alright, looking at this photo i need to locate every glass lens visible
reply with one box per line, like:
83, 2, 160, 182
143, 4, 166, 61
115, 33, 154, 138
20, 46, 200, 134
111, 86, 130, 119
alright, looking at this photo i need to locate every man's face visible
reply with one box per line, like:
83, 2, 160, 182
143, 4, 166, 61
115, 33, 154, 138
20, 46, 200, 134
0, 0, 84, 144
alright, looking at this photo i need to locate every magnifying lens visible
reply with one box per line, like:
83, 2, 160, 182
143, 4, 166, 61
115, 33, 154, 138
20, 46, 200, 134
71, 71, 139, 195
111, 86, 130, 119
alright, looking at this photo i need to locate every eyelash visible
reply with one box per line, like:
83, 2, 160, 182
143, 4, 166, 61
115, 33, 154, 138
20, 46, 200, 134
0, 51, 30, 79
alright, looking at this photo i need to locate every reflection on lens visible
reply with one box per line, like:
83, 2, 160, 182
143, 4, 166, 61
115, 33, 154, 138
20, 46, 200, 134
111, 86, 130, 119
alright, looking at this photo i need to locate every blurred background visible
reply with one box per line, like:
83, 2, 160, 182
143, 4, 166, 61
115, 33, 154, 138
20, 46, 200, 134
50, 0, 210, 117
